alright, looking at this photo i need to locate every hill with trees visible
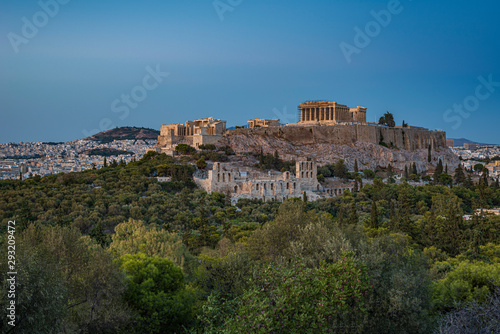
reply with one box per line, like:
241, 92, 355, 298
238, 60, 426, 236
86, 126, 160, 142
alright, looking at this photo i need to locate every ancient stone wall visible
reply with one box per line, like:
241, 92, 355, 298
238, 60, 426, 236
226, 124, 446, 151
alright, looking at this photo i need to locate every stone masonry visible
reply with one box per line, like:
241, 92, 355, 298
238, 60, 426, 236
194, 161, 354, 204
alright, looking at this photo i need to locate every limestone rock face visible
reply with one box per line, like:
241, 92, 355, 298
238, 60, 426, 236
220, 131, 459, 173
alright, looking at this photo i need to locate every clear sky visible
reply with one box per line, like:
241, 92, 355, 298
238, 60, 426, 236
1, 0, 499, 144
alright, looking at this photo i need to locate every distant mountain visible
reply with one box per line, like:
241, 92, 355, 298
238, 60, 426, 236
86, 127, 159, 142
450, 138, 497, 147
79, 148, 134, 156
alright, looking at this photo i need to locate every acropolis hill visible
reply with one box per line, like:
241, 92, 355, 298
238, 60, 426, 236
155, 100, 458, 173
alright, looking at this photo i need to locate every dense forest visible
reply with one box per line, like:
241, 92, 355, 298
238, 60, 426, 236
1, 151, 499, 333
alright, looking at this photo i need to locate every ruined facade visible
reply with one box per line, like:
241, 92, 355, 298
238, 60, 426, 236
247, 118, 280, 128
297, 101, 367, 124
156, 117, 226, 154
194, 161, 354, 204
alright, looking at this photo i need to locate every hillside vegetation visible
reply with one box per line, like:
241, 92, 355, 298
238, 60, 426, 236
0, 151, 499, 333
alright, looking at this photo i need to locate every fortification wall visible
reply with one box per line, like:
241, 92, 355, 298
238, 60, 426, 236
226, 124, 446, 151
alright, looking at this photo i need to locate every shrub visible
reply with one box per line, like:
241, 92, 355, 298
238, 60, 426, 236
118, 254, 198, 333
432, 261, 500, 312
175, 144, 196, 155
224, 253, 371, 333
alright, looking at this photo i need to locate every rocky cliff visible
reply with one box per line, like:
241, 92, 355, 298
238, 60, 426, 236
221, 125, 459, 172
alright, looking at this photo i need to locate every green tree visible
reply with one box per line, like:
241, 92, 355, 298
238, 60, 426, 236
454, 164, 466, 185
363, 169, 375, 179
196, 158, 207, 169
110, 219, 196, 275
225, 254, 372, 333
432, 260, 500, 312
273, 150, 280, 169
118, 253, 198, 333
246, 200, 309, 261
360, 234, 433, 333
349, 202, 358, 225
464, 174, 474, 190
431, 193, 465, 256
370, 200, 379, 229
0, 224, 131, 333
175, 144, 196, 155
411, 162, 418, 175
333, 159, 349, 179
434, 158, 443, 183
474, 163, 485, 173
390, 199, 396, 227
378, 111, 396, 127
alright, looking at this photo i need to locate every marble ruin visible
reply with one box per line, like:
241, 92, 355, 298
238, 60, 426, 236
194, 161, 354, 204
246, 118, 280, 128
156, 117, 226, 154
296, 100, 367, 124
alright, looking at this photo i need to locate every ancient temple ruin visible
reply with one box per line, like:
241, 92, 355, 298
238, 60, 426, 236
194, 161, 354, 204
156, 117, 226, 154
296, 100, 367, 124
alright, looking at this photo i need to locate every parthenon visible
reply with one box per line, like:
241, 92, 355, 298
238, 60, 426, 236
297, 100, 367, 124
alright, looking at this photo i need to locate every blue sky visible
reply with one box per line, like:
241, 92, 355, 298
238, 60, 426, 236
1, 0, 499, 144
